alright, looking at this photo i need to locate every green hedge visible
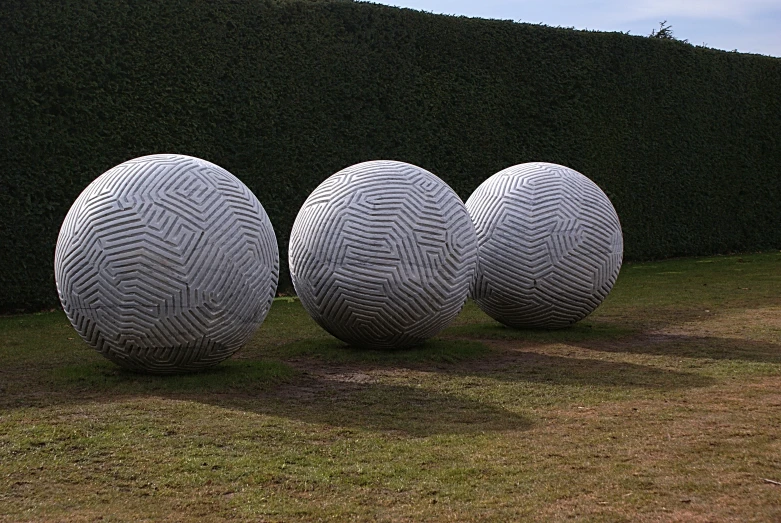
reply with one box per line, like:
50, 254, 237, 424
2, 0, 780, 312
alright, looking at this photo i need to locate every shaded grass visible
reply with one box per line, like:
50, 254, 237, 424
268, 337, 490, 364
448, 319, 635, 342
51, 358, 297, 394
1, 252, 781, 521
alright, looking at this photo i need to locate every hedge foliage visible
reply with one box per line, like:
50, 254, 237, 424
2, 0, 780, 312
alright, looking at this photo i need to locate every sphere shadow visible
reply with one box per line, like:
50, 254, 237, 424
263, 335, 717, 391
446, 321, 781, 364
2, 356, 531, 438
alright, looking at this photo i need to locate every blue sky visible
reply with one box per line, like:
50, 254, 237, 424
365, 0, 781, 57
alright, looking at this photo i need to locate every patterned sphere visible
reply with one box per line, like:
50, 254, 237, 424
465, 162, 623, 328
289, 160, 478, 349
55, 154, 279, 373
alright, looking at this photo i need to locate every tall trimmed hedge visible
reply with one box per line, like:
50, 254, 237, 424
1, 0, 780, 312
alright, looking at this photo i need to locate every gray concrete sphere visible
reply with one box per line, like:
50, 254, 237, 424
55, 154, 279, 373
465, 162, 623, 328
289, 160, 478, 349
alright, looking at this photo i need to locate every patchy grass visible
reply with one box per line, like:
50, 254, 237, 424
1, 252, 781, 521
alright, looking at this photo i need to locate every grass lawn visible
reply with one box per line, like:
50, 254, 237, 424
1, 252, 781, 522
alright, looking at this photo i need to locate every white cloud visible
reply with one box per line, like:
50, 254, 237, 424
367, 0, 781, 55
613, 0, 780, 24
379, 0, 779, 24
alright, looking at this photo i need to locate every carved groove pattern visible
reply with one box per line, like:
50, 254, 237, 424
55, 154, 279, 373
289, 160, 478, 349
466, 162, 623, 328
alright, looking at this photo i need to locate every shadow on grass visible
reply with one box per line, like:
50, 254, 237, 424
447, 318, 781, 365
3, 353, 713, 438
263, 337, 491, 364
573, 334, 781, 364
248, 377, 533, 437
48, 358, 297, 393
3, 346, 531, 437
267, 335, 715, 389
444, 321, 636, 344
24, 345, 714, 436
0, 315, 739, 437
442, 351, 715, 389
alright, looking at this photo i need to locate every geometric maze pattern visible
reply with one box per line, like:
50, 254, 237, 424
465, 162, 623, 329
55, 154, 279, 374
289, 160, 478, 349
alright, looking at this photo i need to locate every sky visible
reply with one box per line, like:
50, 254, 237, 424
366, 0, 781, 57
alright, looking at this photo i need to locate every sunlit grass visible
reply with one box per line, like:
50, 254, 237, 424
1, 252, 780, 521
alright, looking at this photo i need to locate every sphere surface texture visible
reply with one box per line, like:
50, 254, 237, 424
55, 154, 279, 373
289, 160, 478, 349
465, 162, 623, 328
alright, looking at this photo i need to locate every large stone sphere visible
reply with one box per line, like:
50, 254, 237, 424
55, 154, 279, 373
289, 160, 478, 349
465, 162, 623, 328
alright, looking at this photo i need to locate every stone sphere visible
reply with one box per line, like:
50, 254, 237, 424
465, 162, 623, 328
289, 160, 478, 349
55, 154, 279, 373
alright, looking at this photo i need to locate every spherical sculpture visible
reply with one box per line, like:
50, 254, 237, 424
466, 162, 623, 328
55, 154, 279, 373
289, 160, 478, 349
